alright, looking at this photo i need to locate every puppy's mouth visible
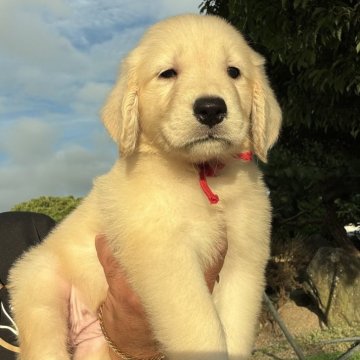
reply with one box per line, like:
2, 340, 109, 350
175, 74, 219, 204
183, 135, 231, 150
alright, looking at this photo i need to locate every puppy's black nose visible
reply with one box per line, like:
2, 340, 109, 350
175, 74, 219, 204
193, 97, 227, 128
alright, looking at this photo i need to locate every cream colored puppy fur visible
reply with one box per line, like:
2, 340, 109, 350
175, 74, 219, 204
9, 14, 281, 360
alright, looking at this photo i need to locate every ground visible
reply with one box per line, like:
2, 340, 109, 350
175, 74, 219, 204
252, 303, 360, 360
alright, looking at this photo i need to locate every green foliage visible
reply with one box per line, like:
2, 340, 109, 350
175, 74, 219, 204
12, 196, 82, 222
200, 0, 360, 246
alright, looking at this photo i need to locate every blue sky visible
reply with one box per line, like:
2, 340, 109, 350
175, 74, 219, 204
0, 0, 200, 212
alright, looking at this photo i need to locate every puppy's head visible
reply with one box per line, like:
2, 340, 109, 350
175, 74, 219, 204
102, 14, 281, 163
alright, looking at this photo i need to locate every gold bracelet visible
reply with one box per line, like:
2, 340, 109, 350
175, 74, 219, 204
97, 303, 166, 360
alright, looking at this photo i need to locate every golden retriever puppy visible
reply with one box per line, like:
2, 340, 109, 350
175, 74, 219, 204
9, 14, 281, 360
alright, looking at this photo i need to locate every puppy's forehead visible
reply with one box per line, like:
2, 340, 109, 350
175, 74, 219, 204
145, 15, 238, 42
135, 14, 254, 66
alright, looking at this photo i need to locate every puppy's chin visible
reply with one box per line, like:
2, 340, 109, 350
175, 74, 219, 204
180, 140, 233, 163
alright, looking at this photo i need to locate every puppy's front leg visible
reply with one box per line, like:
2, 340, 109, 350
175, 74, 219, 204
9, 248, 71, 360
213, 251, 266, 360
116, 240, 228, 360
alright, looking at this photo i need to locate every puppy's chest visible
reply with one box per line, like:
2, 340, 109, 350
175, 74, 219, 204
103, 160, 257, 257
183, 209, 227, 267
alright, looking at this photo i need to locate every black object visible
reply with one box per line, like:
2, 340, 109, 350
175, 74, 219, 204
0, 211, 56, 360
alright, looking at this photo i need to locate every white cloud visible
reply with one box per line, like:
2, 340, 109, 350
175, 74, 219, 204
0, 2, 90, 112
0, 118, 57, 164
0, 118, 116, 211
0, 1, 83, 71
73, 81, 111, 116
0, 0, 200, 212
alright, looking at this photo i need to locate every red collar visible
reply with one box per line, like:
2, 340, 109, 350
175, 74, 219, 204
198, 151, 253, 205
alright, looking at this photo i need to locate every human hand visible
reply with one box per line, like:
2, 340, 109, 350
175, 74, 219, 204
95, 235, 227, 359
95, 234, 158, 359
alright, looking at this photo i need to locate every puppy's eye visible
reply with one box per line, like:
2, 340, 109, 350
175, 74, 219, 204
159, 69, 177, 79
227, 66, 241, 79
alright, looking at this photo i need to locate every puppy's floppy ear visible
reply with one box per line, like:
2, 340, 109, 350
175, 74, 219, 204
101, 55, 139, 157
250, 52, 282, 162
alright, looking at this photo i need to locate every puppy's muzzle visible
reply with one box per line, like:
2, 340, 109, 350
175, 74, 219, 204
193, 97, 227, 128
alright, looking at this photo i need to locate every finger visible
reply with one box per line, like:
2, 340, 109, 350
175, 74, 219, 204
205, 261, 223, 292
205, 241, 228, 292
95, 234, 109, 268
95, 235, 125, 286
95, 234, 120, 272
95, 235, 145, 314
218, 237, 228, 260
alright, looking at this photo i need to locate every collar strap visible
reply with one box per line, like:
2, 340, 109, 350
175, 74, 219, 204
234, 151, 253, 161
198, 164, 220, 204
198, 151, 253, 205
